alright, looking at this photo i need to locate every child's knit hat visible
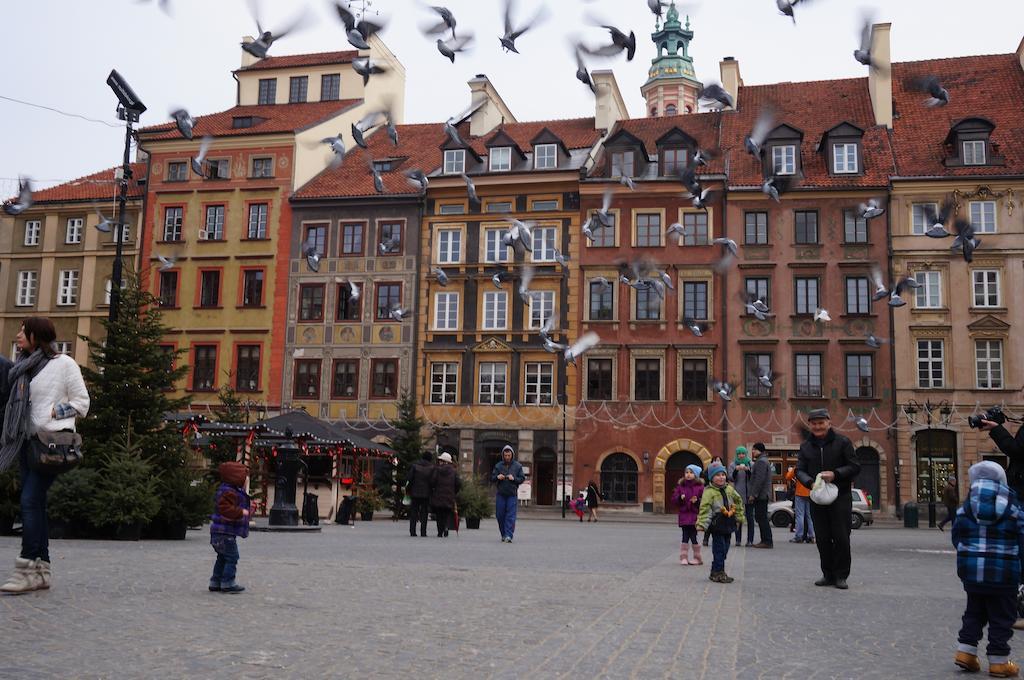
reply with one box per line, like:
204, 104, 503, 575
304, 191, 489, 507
969, 460, 1006, 486
685, 464, 702, 478
707, 463, 727, 480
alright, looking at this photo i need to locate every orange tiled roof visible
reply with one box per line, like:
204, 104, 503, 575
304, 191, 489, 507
597, 113, 728, 176
235, 50, 361, 72
139, 100, 361, 141
30, 162, 148, 204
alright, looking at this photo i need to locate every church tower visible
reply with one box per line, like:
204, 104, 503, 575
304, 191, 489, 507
640, 2, 702, 117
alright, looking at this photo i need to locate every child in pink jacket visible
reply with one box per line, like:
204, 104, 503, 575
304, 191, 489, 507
672, 464, 705, 565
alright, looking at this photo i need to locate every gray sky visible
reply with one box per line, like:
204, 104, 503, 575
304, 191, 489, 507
3, 0, 1023, 196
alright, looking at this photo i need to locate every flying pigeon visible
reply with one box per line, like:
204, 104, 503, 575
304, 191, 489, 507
3, 177, 33, 216
170, 108, 196, 139
595, 187, 615, 227
581, 25, 636, 61
518, 264, 536, 303
389, 305, 412, 322
190, 136, 214, 178
590, 276, 612, 293
351, 111, 386, 149
564, 332, 600, 365
385, 115, 399, 146
538, 311, 558, 341
683, 317, 709, 337
242, 1, 308, 59
574, 46, 597, 94
543, 337, 568, 353
352, 57, 388, 86
744, 108, 775, 158
858, 199, 885, 220
710, 379, 735, 402
813, 308, 831, 323
553, 249, 569, 268
951, 218, 981, 262
754, 365, 780, 391
320, 134, 346, 169
697, 83, 734, 110
776, 0, 812, 24
492, 270, 510, 289
93, 207, 119, 233
500, 0, 548, 53
741, 292, 770, 320
437, 34, 474, 63
713, 238, 739, 259
333, 1, 386, 50
887, 276, 918, 308
431, 267, 449, 286
405, 169, 429, 193
922, 200, 954, 237
423, 5, 457, 38
303, 237, 323, 272
692, 147, 716, 167
348, 281, 361, 301
865, 333, 887, 349
582, 216, 598, 242
462, 173, 481, 212
647, 0, 668, 18
854, 417, 870, 433
869, 265, 889, 301
620, 174, 636, 191
853, 14, 887, 72
443, 100, 485, 148
380, 235, 401, 254
157, 255, 177, 271
907, 75, 950, 107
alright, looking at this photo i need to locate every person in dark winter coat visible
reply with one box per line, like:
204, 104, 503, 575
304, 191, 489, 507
749, 442, 774, 548
406, 451, 435, 537
939, 474, 959, 532
951, 461, 1024, 677
585, 480, 603, 522
672, 464, 704, 565
491, 445, 525, 542
209, 461, 250, 594
429, 452, 461, 538
796, 409, 861, 590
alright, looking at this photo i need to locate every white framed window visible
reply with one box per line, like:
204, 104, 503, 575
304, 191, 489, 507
534, 144, 557, 170
531, 226, 557, 262
917, 339, 944, 388
478, 362, 507, 405
57, 269, 79, 306
55, 341, 72, 355
65, 218, 83, 244
489, 147, 512, 172
436, 229, 462, 264
430, 362, 458, 404
771, 145, 796, 175
833, 143, 858, 173
433, 292, 459, 330
963, 140, 986, 166
913, 271, 942, 308
163, 207, 183, 241
443, 149, 465, 175
529, 291, 555, 330
23, 220, 40, 246
524, 362, 554, 405
482, 291, 508, 330
972, 270, 1000, 308
969, 201, 997, 233
976, 340, 1003, 389
484, 228, 508, 263
911, 202, 939, 235
16, 271, 38, 307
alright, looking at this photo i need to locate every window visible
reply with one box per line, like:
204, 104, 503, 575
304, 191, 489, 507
844, 210, 867, 243
371, 359, 397, 398
55, 341, 72, 355
771, 145, 796, 175
744, 354, 772, 397
587, 358, 613, 400
794, 277, 819, 315
963, 140, 986, 166
611, 150, 635, 178
320, 73, 340, 101
489, 147, 512, 172
438, 204, 466, 215
19, 222, 43, 251
634, 358, 661, 401
478, 362, 507, 404
430, 363, 458, 404
746, 278, 770, 309
336, 283, 360, 321
833, 143, 858, 173
591, 212, 615, 247
167, 161, 188, 182
193, 346, 217, 391
57, 269, 79, 306
972, 270, 1000, 307
242, 270, 263, 307
681, 359, 708, 401
600, 453, 638, 503
483, 291, 508, 330
794, 353, 822, 397
206, 159, 229, 180
375, 283, 401, 320
204, 205, 224, 240
443, 149, 465, 175
158, 271, 178, 307
532, 226, 557, 262
534, 144, 557, 169
199, 271, 220, 308
162, 206, 183, 241
247, 203, 268, 239
257, 78, 276, 105
341, 223, 364, 255
846, 354, 874, 398
484, 228, 509, 263
304, 223, 327, 255
970, 201, 997, 233
912, 203, 938, 235
529, 291, 555, 329
252, 157, 273, 178
232, 117, 254, 129
794, 211, 818, 244
845, 277, 869, 315
682, 281, 708, 320
589, 282, 613, 321
288, 76, 308, 103
65, 218, 83, 244
662, 148, 687, 176
236, 345, 261, 391
524, 362, 554, 405
485, 202, 512, 214
378, 222, 402, 255
332, 360, 358, 399
976, 340, 1003, 389
294, 359, 321, 399
437, 229, 461, 264
917, 339, 944, 388
913, 271, 942, 308
635, 213, 662, 247
635, 287, 661, 320
298, 284, 324, 321
739, 213, 768, 247
531, 199, 558, 211
434, 292, 459, 330
373, 160, 393, 173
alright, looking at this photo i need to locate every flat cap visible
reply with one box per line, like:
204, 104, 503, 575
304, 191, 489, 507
806, 408, 831, 421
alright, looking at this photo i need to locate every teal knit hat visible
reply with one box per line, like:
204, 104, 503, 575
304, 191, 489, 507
735, 446, 748, 456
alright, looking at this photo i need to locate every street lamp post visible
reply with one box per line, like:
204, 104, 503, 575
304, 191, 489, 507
558, 391, 567, 519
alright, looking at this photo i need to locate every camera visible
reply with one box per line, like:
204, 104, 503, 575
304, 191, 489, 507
106, 69, 147, 121
968, 406, 1007, 429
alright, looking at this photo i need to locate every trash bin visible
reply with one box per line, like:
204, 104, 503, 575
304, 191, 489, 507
335, 496, 354, 525
903, 502, 919, 528
302, 492, 320, 526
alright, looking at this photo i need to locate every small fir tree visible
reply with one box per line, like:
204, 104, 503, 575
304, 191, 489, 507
389, 391, 430, 494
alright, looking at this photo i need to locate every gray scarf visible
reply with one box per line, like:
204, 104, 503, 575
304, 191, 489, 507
0, 350, 49, 472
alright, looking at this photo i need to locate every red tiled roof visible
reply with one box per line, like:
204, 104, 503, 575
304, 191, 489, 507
235, 50, 361, 72
890, 53, 1024, 178
139, 100, 361, 141
31, 162, 148, 204
600, 113, 728, 175
463, 117, 600, 156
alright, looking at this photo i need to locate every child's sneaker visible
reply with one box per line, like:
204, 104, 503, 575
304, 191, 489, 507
989, 660, 1019, 678
954, 652, 980, 673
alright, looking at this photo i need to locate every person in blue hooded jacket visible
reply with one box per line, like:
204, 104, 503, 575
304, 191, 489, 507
491, 445, 525, 543
951, 461, 1024, 678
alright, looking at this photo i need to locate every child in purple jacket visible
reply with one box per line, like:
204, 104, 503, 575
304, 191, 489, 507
672, 464, 705, 565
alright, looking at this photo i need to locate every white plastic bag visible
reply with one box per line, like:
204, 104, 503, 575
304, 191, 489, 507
810, 473, 839, 506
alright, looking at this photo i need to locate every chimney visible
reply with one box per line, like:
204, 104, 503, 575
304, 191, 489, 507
868, 23, 893, 128
592, 70, 628, 131
241, 36, 259, 69
1016, 35, 1024, 72
719, 57, 742, 110
467, 74, 517, 137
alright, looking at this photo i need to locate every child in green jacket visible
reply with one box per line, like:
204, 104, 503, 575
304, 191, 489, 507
696, 463, 745, 583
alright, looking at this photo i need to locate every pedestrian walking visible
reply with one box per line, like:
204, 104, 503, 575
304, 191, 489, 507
209, 461, 250, 594
938, 474, 959, 532
0, 318, 89, 595
585, 480, 603, 522
749, 442, 774, 549
429, 452, 460, 538
952, 461, 1023, 677
729, 446, 755, 547
672, 464, 704, 565
571, 491, 587, 521
786, 465, 815, 543
696, 462, 745, 583
406, 451, 434, 537
491, 445, 525, 543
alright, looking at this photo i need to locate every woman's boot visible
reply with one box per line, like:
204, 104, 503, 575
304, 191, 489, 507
0, 558, 41, 594
35, 560, 51, 590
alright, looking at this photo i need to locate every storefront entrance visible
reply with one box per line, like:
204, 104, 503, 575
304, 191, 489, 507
534, 449, 555, 505
916, 429, 957, 504
855, 447, 881, 509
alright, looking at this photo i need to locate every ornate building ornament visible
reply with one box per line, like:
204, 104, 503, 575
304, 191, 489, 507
953, 185, 1016, 216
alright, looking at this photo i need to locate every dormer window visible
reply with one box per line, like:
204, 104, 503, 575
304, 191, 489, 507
373, 159, 394, 172
944, 118, 1000, 168
771, 145, 796, 175
832, 143, 859, 174
489, 147, 511, 172
534, 144, 557, 169
611, 150, 635, 178
444, 150, 465, 175
963, 140, 986, 165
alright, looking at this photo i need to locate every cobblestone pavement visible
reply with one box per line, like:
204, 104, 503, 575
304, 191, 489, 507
0, 520, 984, 679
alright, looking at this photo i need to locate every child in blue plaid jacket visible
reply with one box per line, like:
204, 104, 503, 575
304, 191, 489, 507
952, 461, 1024, 677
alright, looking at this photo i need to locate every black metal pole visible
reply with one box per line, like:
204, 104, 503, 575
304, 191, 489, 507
561, 397, 567, 518
108, 110, 134, 322
927, 406, 936, 528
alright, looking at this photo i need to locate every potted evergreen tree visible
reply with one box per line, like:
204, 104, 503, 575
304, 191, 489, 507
354, 487, 384, 521
48, 468, 102, 539
457, 477, 494, 530
91, 433, 161, 540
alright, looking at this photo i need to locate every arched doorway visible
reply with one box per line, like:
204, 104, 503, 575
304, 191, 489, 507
534, 448, 555, 505
916, 429, 957, 504
652, 438, 712, 513
663, 451, 703, 513
855, 447, 880, 509
600, 453, 638, 503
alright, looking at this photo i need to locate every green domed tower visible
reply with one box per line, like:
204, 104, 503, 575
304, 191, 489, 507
640, 2, 703, 117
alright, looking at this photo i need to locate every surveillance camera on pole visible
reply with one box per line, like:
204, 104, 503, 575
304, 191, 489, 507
106, 69, 147, 123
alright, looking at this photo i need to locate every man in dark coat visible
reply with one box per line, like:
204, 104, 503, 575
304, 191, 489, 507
405, 451, 435, 537
749, 442, 774, 548
429, 452, 461, 538
491, 445, 525, 543
796, 409, 861, 590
